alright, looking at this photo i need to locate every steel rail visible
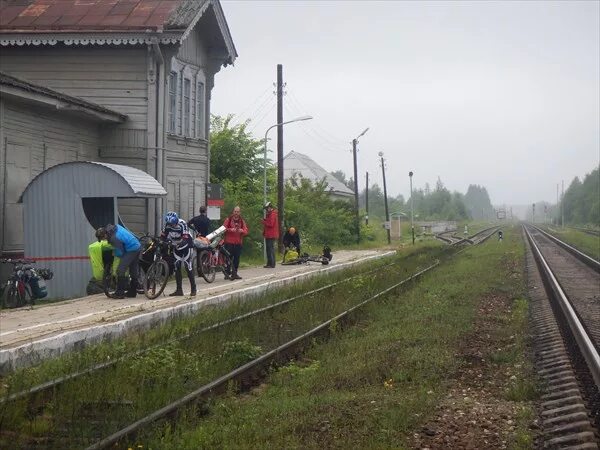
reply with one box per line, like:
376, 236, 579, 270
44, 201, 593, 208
1, 255, 398, 404
524, 225, 600, 389
530, 224, 600, 273
86, 260, 441, 450
474, 226, 501, 245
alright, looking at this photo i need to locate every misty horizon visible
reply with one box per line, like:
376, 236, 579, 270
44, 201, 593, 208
212, 0, 600, 206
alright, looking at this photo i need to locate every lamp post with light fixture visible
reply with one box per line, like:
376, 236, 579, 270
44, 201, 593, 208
352, 127, 369, 243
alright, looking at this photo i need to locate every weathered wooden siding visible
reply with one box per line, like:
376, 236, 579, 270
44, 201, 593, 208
0, 98, 101, 254
178, 26, 209, 67
0, 46, 149, 129
165, 139, 208, 221
163, 26, 211, 221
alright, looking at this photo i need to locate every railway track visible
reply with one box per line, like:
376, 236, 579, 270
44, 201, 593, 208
0, 257, 396, 405
435, 225, 500, 246
0, 248, 452, 449
523, 224, 600, 448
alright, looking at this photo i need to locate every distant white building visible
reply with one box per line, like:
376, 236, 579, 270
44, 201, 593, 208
284, 151, 354, 201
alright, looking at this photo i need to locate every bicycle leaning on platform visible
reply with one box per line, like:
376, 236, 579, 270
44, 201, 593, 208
197, 237, 232, 283
0, 259, 53, 309
140, 236, 175, 299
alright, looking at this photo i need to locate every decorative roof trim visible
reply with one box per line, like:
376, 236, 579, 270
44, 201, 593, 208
179, 0, 212, 42
179, 0, 237, 65
0, 32, 181, 47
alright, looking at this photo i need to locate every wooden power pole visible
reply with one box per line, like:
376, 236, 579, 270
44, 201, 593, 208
379, 152, 391, 244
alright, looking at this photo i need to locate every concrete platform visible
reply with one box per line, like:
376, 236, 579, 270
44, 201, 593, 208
0, 249, 393, 373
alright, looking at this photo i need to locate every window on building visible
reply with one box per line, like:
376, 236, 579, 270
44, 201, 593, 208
183, 78, 191, 136
168, 72, 177, 133
178, 72, 183, 135
196, 81, 205, 139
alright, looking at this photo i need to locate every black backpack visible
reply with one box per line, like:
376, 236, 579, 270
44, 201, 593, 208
322, 246, 333, 261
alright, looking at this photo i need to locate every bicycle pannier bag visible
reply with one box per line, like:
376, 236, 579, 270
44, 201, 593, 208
29, 275, 48, 298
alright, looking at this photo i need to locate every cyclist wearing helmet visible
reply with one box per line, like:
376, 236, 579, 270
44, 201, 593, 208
99, 224, 141, 299
161, 211, 196, 296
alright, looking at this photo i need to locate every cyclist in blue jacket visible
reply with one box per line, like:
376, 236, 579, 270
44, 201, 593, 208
98, 224, 141, 299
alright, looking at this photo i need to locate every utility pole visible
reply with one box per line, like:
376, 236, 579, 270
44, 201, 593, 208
556, 183, 559, 225
379, 152, 391, 244
365, 171, 369, 225
276, 64, 284, 253
532, 203, 535, 223
409, 171, 414, 244
561, 180, 564, 228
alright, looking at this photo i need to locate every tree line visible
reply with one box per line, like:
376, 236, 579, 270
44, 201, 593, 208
210, 115, 356, 255
558, 167, 599, 225
210, 115, 497, 254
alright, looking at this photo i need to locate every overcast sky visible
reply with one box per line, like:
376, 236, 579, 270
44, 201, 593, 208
212, 0, 600, 205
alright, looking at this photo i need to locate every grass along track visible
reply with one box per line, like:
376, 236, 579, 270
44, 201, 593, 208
0, 244, 451, 449
543, 226, 600, 261
135, 225, 534, 449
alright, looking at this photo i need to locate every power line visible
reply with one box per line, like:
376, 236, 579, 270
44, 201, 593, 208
236, 91, 275, 127
248, 101, 277, 134
282, 100, 348, 152
283, 104, 348, 154
230, 86, 272, 126
286, 88, 349, 146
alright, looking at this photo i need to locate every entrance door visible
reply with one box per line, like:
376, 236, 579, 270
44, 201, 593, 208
2, 142, 30, 252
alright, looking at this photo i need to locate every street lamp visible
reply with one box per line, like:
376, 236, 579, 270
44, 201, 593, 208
352, 127, 369, 243
262, 115, 312, 260
263, 115, 313, 208
409, 171, 414, 244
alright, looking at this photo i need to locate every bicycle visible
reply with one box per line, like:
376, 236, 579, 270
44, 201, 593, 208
197, 238, 232, 283
141, 237, 174, 299
281, 247, 333, 266
1, 259, 53, 309
102, 253, 146, 299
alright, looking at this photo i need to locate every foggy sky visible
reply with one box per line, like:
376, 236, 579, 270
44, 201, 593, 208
212, 1, 600, 205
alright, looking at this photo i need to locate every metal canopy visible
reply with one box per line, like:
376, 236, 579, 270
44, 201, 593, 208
19, 161, 167, 203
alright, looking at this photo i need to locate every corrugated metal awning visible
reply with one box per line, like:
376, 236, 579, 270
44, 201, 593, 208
19, 161, 167, 203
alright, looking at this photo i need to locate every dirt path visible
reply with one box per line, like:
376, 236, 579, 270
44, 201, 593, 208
411, 293, 535, 449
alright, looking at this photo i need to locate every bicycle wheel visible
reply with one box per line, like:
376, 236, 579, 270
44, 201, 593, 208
199, 251, 215, 283
144, 260, 169, 299
2, 283, 21, 308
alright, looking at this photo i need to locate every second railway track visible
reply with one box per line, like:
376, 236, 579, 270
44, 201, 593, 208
524, 223, 600, 447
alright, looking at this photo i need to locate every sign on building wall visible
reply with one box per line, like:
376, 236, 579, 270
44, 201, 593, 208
206, 183, 224, 220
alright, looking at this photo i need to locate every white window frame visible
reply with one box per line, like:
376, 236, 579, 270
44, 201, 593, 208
195, 77, 206, 139
177, 71, 183, 135
183, 77, 191, 136
168, 71, 177, 133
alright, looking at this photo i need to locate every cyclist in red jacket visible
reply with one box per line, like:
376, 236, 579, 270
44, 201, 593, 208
262, 201, 279, 268
223, 206, 248, 280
